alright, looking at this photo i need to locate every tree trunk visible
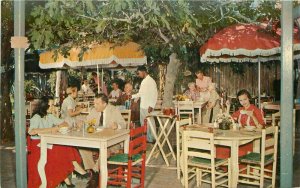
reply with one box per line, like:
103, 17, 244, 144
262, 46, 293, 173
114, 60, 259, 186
1, 72, 14, 142
1, 1, 14, 142
162, 53, 181, 108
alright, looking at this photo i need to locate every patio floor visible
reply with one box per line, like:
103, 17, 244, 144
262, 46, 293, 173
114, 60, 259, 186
1, 130, 300, 188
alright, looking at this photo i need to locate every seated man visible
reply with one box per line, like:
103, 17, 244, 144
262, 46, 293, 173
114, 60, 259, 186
79, 93, 126, 184
81, 79, 93, 94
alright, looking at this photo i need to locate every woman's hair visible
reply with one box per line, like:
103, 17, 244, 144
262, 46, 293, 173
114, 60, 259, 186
195, 70, 204, 75
237, 89, 251, 99
66, 86, 77, 95
32, 96, 52, 118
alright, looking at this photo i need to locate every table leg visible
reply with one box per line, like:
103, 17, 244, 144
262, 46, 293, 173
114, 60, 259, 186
99, 142, 108, 188
146, 117, 170, 166
38, 138, 47, 188
146, 118, 159, 165
158, 118, 176, 160
124, 136, 129, 154
197, 107, 202, 124
230, 140, 239, 188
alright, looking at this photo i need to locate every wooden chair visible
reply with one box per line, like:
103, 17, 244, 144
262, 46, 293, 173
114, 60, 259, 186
120, 109, 132, 129
177, 101, 195, 124
261, 102, 274, 125
107, 121, 147, 188
238, 126, 279, 188
182, 130, 231, 188
176, 118, 192, 180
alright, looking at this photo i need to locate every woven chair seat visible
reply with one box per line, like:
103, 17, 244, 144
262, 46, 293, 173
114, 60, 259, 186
239, 152, 273, 165
190, 157, 226, 166
108, 153, 141, 163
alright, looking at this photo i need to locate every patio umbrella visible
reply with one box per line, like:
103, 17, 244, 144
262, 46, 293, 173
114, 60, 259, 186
39, 42, 147, 93
200, 24, 281, 107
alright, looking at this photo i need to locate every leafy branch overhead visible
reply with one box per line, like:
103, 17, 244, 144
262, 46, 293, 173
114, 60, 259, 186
28, 0, 280, 63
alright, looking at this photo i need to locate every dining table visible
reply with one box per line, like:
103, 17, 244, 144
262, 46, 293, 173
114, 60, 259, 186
263, 101, 300, 111
180, 124, 262, 188
37, 128, 129, 188
146, 113, 177, 168
173, 100, 207, 124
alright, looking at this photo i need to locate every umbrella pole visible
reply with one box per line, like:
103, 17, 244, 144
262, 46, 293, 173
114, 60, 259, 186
97, 64, 100, 94
102, 68, 104, 92
258, 61, 261, 108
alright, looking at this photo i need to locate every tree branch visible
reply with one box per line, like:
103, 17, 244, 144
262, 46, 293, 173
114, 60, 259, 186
158, 28, 170, 44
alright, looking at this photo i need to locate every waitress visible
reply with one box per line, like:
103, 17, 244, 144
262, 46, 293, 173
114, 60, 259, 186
61, 86, 82, 126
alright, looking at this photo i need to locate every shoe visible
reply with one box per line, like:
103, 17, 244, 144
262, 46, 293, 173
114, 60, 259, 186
74, 170, 91, 179
61, 182, 75, 188
86, 171, 99, 188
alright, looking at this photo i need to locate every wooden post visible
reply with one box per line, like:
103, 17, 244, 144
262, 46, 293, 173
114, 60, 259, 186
280, 1, 294, 187
13, 0, 27, 187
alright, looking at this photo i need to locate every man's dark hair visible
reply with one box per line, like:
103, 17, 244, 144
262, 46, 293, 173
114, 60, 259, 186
237, 89, 252, 100
137, 65, 147, 72
95, 93, 109, 104
112, 80, 119, 86
91, 72, 97, 76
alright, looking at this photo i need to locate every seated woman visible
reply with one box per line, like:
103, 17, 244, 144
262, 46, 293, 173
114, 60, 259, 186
116, 82, 140, 125
202, 83, 221, 123
109, 81, 122, 99
232, 89, 265, 129
27, 97, 86, 188
216, 89, 265, 159
183, 82, 200, 101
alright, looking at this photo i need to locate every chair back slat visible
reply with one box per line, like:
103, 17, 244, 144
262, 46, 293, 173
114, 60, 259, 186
188, 151, 211, 159
183, 130, 215, 158
265, 138, 275, 148
262, 126, 278, 159
177, 118, 192, 126
265, 149, 275, 156
128, 123, 147, 158
186, 139, 211, 150
121, 110, 131, 129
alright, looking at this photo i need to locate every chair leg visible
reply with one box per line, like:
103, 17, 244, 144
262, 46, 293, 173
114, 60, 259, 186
271, 161, 277, 188
211, 168, 216, 188
127, 162, 132, 188
141, 159, 146, 188
259, 166, 264, 188
196, 168, 202, 187
228, 159, 231, 187
176, 125, 180, 180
